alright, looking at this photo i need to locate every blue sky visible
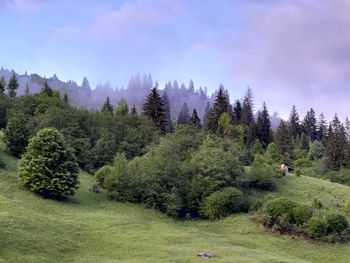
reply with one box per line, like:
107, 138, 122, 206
1, 0, 350, 120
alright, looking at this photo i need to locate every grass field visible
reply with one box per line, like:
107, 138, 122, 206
1, 141, 350, 262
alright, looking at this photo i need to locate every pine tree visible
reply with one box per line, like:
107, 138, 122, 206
0, 76, 6, 94
178, 102, 190, 125
345, 117, 350, 143
325, 115, 347, 170
206, 86, 229, 133
275, 120, 294, 159
232, 100, 242, 125
317, 113, 327, 141
102, 96, 113, 113
299, 132, 310, 151
113, 98, 128, 116
63, 93, 69, 104
256, 102, 272, 148
217, 112, 233, 138
7, 73, 19, 98
189, 108, 202, 128
25, 83, 30, 96
131, 105, 137, 115
252, 139, 264, 155
142, 87, 166, 132
288, 105, 300, 138
162, 91, 172, 132
41, 82, 53, 96
303, 108, 317, 141
203, 102, 211, 127
241, 88, 254, 126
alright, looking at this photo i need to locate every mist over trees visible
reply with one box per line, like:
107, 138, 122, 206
0, 68, 282, 129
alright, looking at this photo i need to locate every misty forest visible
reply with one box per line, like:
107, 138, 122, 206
2, 1, 350, 263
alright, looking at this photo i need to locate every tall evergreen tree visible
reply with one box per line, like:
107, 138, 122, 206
162, 91, 172, 132
256, 102, 272, 148
113, 98, 128, 116
275, 120, 294, 159
7, 73, 19, 98
131, 105, 137, 115
325, 115, 347, 170
299, 132, 310, 151
0, 76, 5, 94
288, 105, 300, 138
189, 108, 202, 128
25, 83, 30, 96
317, 113, 327, 141
63, 93, 69, 104
232, 100, 242, 125
206, 86, 229, 132
178, 102, 190, 125
102, 96, 113, 113
203, 102, 211, 127
345, 117, 350, 143
41, 82, 53, 96
142, 87, 166, 132
303, 108, 317, 141
241, 88, 254, 126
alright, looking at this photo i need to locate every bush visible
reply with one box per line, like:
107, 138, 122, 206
243, 164, 276, 191
308, 216, 327, 239
0, 158, 5, 169
308, 213, 349, 242
325, 169, 350, 186
201, 187, 243, 220
292, 205, 313, 226
18, 128, 79, 199
262, 198, 297, 226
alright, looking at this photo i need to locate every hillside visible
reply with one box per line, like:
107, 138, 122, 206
1, 140, 350, 263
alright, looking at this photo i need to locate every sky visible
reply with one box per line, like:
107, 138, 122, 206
0, 0, 350, 120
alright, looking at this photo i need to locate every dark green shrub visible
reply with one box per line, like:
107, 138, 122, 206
201, 187, 243, 220
243, 164, 276, 191
312, 198, 324, 209
4, 112, 29, 157
295, 169, 301, 177
308, 213, 349, 241
325, 169, 350, 186
292, 205, 313, 226
262, 198, 297, 226
18, 128, 79, 199
325, 214, 349, 236
0, 158, 5, 169
308, 216, 327, 239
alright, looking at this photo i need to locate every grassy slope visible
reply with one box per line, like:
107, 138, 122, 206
1, 144, 350, 262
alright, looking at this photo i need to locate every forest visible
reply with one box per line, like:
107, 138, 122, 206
1, 72, 350, 245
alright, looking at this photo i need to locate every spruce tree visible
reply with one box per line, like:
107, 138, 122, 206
41, 82, 53, 96
206, 86, 229, 133
7, 73, 19, 98
63, 93, 69, 104
241, 88, 254, 126
113, 98, 128, 116
232, 100, 242, 125
142, 87, 166, 132
275, 120, 294, 159
25, 84, 30, 96
131, 105, 137, 115
102, 96, 113, 113
162, 91, 172, 132
189, 108, 201, 128
217, 112, 233, 138
256, 102, 272, 148
325, 115, 347, 170
317, 113, 327, 141
303, 108, 317, 141
299, 132, 310, 151
203, 102, 211, 127
288, 105, 300, 138
178, 102, 190, 125
0, 76, 5, 94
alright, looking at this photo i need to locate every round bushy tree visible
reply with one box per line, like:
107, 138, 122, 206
18, 128, 79, 199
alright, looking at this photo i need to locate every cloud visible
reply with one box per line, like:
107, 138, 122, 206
0, 0, 43, 13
